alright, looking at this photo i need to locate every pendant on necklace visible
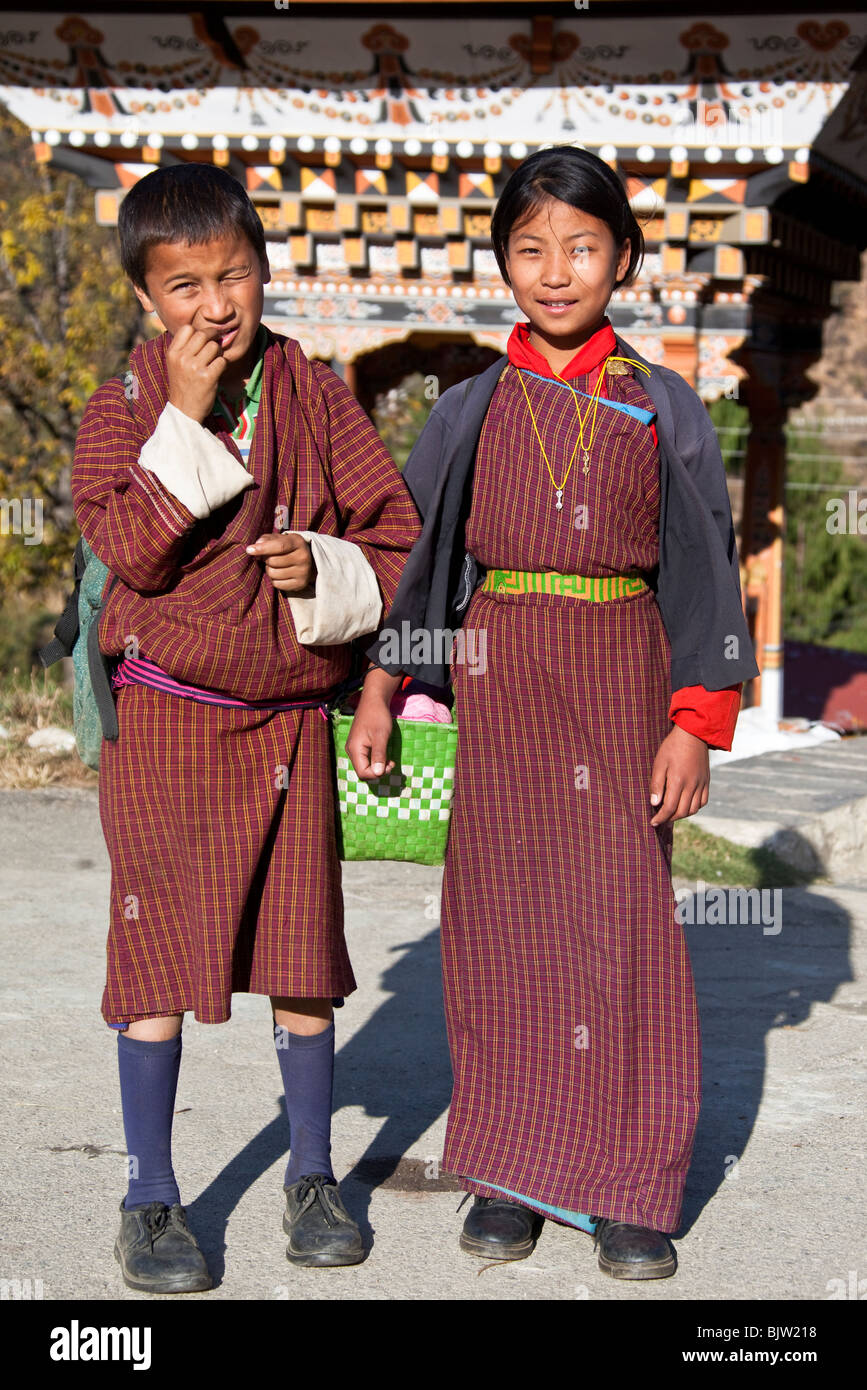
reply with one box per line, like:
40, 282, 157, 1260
582, 450, 590, 476
555, 489, 564, 510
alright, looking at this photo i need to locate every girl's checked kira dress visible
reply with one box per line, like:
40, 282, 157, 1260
440, 321, 702, 1234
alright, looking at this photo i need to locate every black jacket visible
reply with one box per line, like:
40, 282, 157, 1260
367, 333, 759, 693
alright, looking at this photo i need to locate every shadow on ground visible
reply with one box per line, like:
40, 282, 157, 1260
680, 834, 853, 1234
187, 925, 451, 1279
187, 831, 853, 1274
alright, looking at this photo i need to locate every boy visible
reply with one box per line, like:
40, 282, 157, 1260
71, 163, 420, 1291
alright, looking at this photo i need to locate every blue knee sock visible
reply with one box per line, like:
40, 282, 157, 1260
117, 1031, 182, 1211
274, 1021, 335, 1187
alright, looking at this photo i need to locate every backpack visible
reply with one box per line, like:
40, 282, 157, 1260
37, 537, 120, 769
37, 371, 134, 769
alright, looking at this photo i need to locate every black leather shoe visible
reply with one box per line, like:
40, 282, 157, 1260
283, 1175, 364, 1266
458, 1195, 544, 1260
114, 1201, 213, 1293
591, 1216, 677, 1279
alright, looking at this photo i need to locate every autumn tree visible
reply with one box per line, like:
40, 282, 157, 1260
0, 102, 141, 629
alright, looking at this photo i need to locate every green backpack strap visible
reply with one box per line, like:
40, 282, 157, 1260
38, 535, 119, 768
81, 537, 120, 741
39, 369, 136, 766
77, 370, 138, 753
37, 536, 89, 668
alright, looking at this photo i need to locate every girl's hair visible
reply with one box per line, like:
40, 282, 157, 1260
490, 146, 644, 288
118, 163, 267, 290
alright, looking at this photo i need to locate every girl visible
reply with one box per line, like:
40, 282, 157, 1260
347, 147, 758, 1279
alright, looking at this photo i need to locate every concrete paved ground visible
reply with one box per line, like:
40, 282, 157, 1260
1, 785, 865, 1302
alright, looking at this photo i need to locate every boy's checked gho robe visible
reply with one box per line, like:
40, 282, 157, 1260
71, 330, 420, 1025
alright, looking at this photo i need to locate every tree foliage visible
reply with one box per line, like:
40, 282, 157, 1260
783, 427, 867, 652
372, 372, 436, 470
0, 102, 142, 602
707, 394, 748, 477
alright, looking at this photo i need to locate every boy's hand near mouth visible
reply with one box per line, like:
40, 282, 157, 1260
165, 321, 315, 591
166, 323, 230, 422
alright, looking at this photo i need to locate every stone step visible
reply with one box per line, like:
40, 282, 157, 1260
695, 737, 867, 881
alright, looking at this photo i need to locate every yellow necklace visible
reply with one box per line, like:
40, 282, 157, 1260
516, 360, 607, 510
515, 355, 653, 510
559, 355, 653, 478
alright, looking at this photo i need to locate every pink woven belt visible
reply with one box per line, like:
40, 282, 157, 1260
110, 654, 330, 715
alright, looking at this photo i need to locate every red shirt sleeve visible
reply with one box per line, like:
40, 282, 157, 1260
669, 684, 741, 750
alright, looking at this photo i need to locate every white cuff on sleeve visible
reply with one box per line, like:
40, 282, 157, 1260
137, 402, 255, 519
285, 532, 383, 646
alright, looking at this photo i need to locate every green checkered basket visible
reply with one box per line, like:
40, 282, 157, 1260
332, 711, 458, 866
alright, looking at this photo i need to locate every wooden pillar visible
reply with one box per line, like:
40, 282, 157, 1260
738, 355, 787, 720
329, 355, 359, 400
661, 334, 698, 388
343, 358, 358, 399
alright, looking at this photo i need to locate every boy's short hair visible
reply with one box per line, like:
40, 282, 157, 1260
118, 163, 267, 290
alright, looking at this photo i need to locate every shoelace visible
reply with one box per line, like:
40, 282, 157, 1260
591, 1215, 609, 1250
138, 1203, 172, 1250
150, 1206, 170, 1234
456, 1193, 498, 1214
295, 1175, 341, 1228
139, 1202, 191, 1249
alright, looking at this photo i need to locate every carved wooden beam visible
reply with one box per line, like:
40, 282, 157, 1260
529, 14, 554, 76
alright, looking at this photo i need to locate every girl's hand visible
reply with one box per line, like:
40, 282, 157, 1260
649, 725, 710, 826
345, 668, 403, 779
246, 532, 315, 592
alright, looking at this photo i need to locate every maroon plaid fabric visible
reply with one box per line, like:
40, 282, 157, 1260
99, 688, 350, 1024
440, 362, 702, 1233
72, 330, 419, 702
72, 331, 420, 1024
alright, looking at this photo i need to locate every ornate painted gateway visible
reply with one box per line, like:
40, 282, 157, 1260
1, 1, 865, 715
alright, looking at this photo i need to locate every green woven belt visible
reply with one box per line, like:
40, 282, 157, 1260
482, 569, 648, 601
